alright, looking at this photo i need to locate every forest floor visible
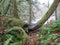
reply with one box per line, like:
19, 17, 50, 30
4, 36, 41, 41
20, 29, 60, 45
0, 17, 60, 45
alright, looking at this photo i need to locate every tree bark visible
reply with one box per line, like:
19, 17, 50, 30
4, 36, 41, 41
28, 0, 60, 31
12, 0, 19, 19
5, 0, 11, 15
29, 0, 32, 25
55, 9, 57, 20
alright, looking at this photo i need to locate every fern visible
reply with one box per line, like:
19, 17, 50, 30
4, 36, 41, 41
4, 35, 13, 45
6, 27, 28, 40
10, 42, 20, 45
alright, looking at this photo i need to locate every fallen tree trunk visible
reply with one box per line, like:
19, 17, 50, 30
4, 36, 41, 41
28, 0, 60, 31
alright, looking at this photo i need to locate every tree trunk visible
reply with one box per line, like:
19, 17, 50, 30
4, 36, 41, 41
28, 0, 32, 25
28, 0, 60, 31
12, 0, 19, 19
55, 9, 57, 20
5, 0, 11, 15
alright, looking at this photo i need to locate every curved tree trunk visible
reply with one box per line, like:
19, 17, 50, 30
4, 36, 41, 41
28, 0, 60, 31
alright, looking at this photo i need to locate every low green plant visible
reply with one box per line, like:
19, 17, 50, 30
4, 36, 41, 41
0, 27, 28, 45
39, 19, 60, 45
4, 36, 13, 45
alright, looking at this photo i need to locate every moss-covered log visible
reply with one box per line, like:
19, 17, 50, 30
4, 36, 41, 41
28, 0, 60, 30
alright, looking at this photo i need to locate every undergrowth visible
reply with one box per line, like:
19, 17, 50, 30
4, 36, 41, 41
39, 19, 60, 45
0, 18, 60, 45
0, 27, 28, 45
